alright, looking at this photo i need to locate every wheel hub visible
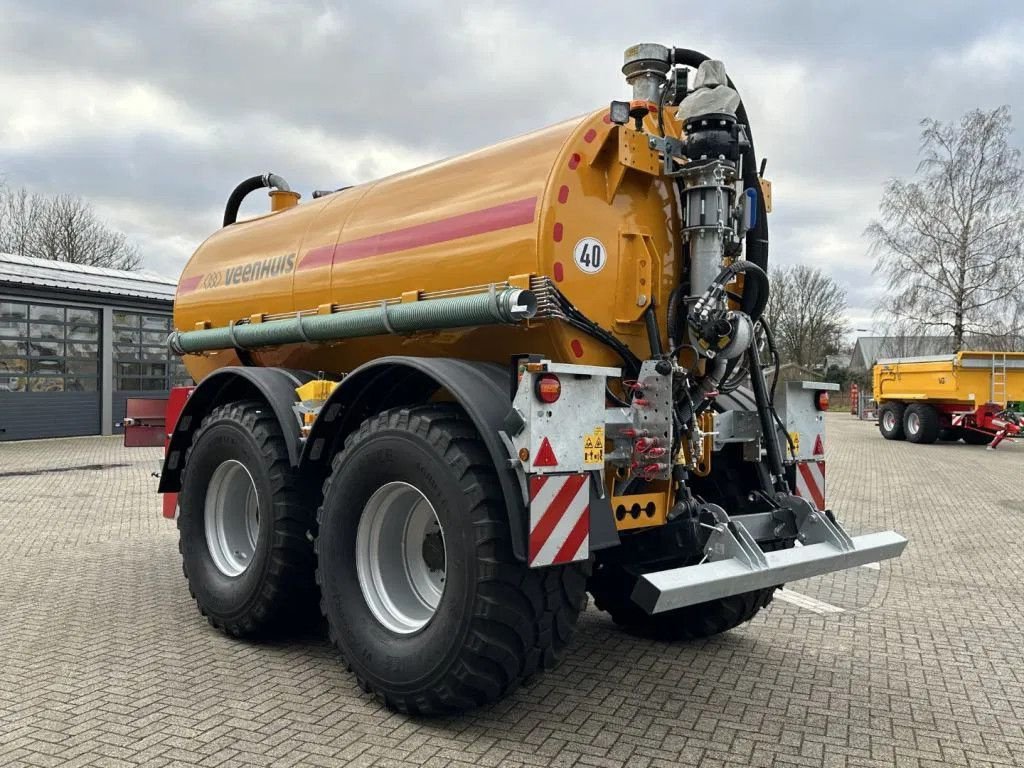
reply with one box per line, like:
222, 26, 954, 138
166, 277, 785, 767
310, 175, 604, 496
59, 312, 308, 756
204, 459, 260, 577
355, 482, 447, 634
907, 412, 920, 434
421, 531, 446, 572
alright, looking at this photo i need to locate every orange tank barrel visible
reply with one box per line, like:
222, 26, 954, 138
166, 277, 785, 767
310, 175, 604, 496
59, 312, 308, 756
174, 109, 682, 383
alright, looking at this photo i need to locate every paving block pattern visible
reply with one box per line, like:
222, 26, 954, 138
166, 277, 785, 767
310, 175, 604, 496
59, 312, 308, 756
1, 416, 1022, 767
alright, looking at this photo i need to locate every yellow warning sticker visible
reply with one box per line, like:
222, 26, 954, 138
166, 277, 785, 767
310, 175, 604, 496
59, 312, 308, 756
788, 431, 800, 454
583, 426, 605, 465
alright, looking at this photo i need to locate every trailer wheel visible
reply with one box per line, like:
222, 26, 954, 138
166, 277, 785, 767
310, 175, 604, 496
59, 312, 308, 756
904, 404, 940, 444
588, 540, 789, 641
589, 569, 778, 641
960, 427, 993, 445
878, 403, 906, 440
316, 404, 588, 714
177, 401, 318, 637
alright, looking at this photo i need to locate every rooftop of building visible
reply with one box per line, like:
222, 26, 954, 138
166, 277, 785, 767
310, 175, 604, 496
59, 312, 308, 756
0, 252, 177, 303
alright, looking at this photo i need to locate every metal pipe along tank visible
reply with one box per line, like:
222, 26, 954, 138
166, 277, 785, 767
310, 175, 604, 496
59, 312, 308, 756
168, 288, 537, 354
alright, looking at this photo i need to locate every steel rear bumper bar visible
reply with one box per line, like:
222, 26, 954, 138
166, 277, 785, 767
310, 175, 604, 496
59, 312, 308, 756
629, 496, 908, 614
632, 531, 906, 613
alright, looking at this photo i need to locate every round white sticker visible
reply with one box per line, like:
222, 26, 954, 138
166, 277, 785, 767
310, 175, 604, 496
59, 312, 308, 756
572, 237, 607, 274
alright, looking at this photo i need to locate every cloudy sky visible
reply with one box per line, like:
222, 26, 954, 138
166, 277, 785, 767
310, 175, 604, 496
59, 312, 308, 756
1, 1, 1021, 331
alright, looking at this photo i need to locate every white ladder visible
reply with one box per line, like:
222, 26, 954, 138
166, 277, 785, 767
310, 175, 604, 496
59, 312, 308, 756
991, 352, 1008, 405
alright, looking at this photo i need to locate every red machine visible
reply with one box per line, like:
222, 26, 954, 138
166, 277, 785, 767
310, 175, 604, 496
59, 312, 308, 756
952, 404, 1023, 450
123, 387, 194, 517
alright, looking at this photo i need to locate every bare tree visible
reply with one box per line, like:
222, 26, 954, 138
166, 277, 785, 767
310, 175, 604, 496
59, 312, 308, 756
874, 317, 946, 359
0, 182, 140, 270
868, 106, 1024, 351
967, 306, 1024, 351
766, 264, 848, 367
0, 186, 44, 257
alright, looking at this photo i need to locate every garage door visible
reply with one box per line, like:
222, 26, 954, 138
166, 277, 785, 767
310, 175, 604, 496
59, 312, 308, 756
0, 392, 101, 440
0, 300, 102, 441
110, 309, 182, 434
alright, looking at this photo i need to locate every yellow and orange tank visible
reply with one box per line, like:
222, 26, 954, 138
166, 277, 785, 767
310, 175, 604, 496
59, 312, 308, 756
175, 107, 683, 382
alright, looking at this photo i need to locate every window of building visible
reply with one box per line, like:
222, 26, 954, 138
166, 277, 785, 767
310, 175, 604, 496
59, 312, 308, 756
112, 311, 191, 390
0, 301, 100, 393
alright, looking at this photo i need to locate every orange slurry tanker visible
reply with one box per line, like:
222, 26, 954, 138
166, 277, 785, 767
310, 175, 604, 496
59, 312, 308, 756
126, 44, 906, 714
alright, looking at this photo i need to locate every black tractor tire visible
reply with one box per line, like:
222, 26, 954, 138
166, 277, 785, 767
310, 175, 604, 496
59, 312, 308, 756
177, 400, 319, 638
904, 403, 940, 444
877, 402, 906, 440
589, 566, 777, 641
588, 540, 789, 641
316, 404, 588, 715
960, 427, 993, 445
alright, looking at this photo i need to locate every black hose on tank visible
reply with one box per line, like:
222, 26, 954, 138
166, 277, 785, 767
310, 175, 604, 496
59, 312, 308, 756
737, 261, 769, 322
747, 338, 787, 491
709, 260, 770, 323
669, 47, 769, 272
222, 173, 292, 227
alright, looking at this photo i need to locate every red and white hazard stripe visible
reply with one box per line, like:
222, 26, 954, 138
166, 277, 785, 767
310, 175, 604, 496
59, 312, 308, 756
795, 460, 826, 510
528, 473, 590, 567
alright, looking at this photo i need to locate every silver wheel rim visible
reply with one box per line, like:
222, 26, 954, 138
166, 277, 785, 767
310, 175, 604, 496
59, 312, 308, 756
907, 412, 920, 435
204, 460, 260, 577
356, 481, 446, 634
883, 410, 896, 431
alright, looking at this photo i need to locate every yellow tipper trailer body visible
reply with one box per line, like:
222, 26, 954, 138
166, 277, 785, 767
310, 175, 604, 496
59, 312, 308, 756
874, 352, 1024, 408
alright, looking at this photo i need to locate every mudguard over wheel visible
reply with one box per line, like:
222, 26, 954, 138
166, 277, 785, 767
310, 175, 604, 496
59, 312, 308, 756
177, 400, 318, 637
316, 404, 588, 714
904, 403, 940, 444
878, 402, 906, 440
588, 545, 785, 641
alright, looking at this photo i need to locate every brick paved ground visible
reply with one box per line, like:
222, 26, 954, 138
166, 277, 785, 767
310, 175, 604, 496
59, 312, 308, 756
1, 416, 1022, 767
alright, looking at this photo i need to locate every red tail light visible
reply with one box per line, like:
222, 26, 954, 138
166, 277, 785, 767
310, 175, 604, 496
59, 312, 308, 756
816, 391, 830, 411
535, 373, 561, 404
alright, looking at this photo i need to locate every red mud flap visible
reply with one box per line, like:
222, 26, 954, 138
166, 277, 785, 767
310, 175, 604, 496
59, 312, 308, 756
632, 530, 907, 614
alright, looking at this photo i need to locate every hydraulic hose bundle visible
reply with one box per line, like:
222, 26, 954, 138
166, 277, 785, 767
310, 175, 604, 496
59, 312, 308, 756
634, 46, 786, 489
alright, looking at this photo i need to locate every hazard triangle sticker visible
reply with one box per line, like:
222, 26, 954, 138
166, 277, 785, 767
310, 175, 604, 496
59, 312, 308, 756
812, 434, 825, 456
533, 437, 559, 467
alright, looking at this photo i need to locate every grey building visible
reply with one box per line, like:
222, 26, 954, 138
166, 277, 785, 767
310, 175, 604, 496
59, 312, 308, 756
849, 336, 954, 372
0, 253, 189, 441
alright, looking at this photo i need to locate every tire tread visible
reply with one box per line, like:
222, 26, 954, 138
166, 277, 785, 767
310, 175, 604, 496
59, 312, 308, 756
589, 540, 787, 641
316, 404, 587, 714
178, 400, 317, 638
904, 403, 940, 444
878, 402, 907, 440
